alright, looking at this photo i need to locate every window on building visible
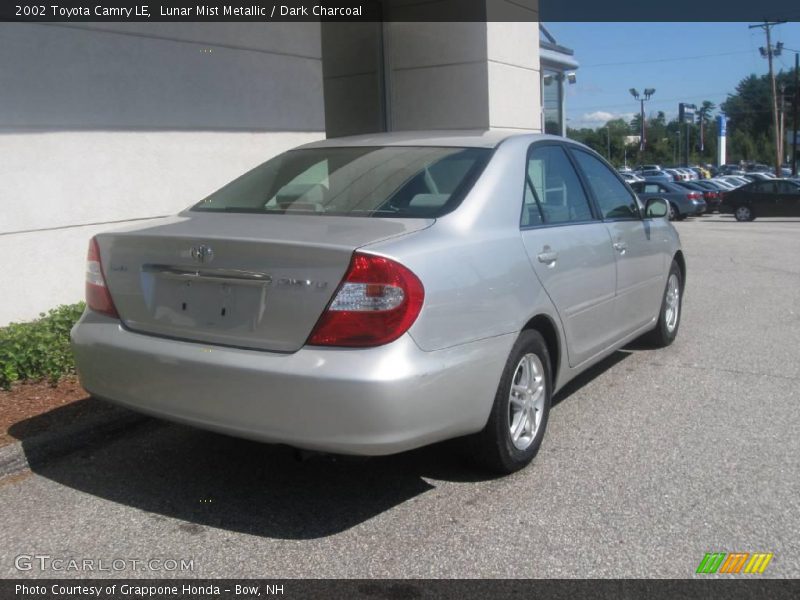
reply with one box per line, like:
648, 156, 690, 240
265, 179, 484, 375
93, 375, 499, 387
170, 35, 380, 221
542, 70, 563, 136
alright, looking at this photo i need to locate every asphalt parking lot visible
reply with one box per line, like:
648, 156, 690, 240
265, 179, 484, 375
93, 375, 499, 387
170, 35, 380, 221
1, 214, 798, 579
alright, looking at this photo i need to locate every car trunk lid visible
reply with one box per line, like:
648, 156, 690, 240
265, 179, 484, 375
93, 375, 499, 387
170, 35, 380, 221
98, 212, 432, 352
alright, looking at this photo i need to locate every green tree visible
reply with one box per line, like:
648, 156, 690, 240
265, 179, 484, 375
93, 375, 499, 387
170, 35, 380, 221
721, 67, 797, 164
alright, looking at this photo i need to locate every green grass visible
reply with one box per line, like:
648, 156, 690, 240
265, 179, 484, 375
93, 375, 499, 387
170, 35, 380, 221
0, 303, 86, 390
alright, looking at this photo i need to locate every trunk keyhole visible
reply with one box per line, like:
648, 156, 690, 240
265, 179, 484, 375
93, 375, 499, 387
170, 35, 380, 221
181, 302, 187, 311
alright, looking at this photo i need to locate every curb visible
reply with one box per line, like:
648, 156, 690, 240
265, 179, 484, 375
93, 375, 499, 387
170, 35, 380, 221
0, 408, 146, 479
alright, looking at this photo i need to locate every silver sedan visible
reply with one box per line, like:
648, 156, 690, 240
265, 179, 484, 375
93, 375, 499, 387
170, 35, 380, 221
71, 131, 684, 474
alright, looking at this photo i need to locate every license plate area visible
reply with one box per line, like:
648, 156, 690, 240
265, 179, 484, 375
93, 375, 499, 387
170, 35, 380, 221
142, 266, 270, 332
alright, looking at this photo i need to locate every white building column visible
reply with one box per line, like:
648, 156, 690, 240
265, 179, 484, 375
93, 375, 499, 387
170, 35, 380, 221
383, 20, 541, 132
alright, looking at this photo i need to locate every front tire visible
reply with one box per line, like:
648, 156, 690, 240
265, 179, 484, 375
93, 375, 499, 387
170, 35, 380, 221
643, 260, 682, 348
468, 330, 552, 474
734, 205, 754, 222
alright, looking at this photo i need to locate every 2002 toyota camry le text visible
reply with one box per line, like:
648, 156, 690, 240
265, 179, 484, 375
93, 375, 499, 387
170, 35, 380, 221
71, 131, 685, 473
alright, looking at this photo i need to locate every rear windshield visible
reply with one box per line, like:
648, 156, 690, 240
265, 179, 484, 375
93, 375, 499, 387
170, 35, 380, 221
191, 146, 492, 218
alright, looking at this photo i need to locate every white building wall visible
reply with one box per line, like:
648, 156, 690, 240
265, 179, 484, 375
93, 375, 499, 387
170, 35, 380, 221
0, 23, 325, 324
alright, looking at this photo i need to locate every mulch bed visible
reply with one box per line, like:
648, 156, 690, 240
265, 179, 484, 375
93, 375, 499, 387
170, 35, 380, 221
0, 377, 115, 448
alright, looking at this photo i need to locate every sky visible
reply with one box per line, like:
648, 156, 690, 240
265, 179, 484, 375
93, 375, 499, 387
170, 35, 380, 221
544, 22, 800, 129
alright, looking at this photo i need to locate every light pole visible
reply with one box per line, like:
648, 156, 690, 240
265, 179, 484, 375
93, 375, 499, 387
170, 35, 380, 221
629, 88, 656, 155
606, 125, 611, 161
679, 103, 697, 167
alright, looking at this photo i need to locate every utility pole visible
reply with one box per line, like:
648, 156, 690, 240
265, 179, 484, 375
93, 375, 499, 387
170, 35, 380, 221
750, 20, 785, 176
791, 51, 799, 176
606, 125, 611, 161
779, 83, 786, 165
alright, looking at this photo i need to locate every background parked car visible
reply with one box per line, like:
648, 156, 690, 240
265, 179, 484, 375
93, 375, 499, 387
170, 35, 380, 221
636, 169, 673, 184
675, 181, 722, 212
718, 175, 749, 188
721, 179, 800, 221
619, 171, 644, 183
719, 164, 745, 175
630, 180, 706, 220
743, 172, 776, 182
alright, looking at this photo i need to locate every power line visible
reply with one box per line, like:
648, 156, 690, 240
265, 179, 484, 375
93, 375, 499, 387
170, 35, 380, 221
581, 50, 753, 68
572, 90, 732, 112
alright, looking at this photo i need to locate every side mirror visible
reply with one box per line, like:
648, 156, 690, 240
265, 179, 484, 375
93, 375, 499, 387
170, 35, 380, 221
645, 197, 669, 219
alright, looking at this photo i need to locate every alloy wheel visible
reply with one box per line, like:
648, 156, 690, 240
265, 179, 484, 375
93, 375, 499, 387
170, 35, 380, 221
508, 353, 546, 451
664, 273, 680, 333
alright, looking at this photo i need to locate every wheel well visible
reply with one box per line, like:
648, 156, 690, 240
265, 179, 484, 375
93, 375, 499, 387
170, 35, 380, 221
673, 250, 686, 286
522, 315, 560, 387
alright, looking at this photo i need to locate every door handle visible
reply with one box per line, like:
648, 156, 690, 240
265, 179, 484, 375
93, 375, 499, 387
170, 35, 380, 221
613, 241, 628, 254
537, 251, 558, 265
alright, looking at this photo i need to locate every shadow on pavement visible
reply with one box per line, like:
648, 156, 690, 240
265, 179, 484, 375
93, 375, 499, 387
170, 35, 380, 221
552, 349, 632, 407
11, 350, 632, 540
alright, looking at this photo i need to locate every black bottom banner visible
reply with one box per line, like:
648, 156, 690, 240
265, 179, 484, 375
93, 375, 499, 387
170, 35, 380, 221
2, 579, 799, 600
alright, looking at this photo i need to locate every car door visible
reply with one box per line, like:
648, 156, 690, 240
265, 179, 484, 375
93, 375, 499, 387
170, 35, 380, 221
519, 143, 618, 368
570, 148, 668, 338
755, 181, 780, 216
775, 181, 800, 216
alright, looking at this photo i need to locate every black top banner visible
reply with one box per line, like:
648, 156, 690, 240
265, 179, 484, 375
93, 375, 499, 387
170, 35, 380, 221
1, 0, 798, 22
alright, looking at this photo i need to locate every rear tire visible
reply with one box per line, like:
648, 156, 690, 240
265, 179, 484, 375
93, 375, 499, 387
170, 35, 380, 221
642, 260, 682, 348
668, 203, 678, 221
468, 330, 552, 474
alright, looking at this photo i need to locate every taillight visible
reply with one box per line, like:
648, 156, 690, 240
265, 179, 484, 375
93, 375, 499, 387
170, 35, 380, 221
687, 192, 703, 200
86, 237, 119, 318
307, 252, 424, 347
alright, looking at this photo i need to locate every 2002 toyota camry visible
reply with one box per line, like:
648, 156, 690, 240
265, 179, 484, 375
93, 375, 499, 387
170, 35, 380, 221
71, 131, 684, 473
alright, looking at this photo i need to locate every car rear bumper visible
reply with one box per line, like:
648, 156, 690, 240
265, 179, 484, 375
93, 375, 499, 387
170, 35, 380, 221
688, 200, 706, 215
71, 311, 512, 455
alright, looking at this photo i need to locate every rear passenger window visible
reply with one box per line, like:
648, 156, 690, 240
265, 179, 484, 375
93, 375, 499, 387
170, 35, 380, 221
572, 150, 640, 220
522, 145, 594, 227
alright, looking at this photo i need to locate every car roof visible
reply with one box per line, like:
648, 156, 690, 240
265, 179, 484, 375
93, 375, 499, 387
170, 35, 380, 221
297, 130, 566, 150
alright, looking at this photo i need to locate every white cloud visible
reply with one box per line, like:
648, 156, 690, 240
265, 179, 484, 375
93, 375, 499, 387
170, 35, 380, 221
571, 111, 635, 128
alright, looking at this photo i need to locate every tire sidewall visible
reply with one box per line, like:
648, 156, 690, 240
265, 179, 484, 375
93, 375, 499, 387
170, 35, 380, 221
669, 203, 678, 221
656, 261, 683, 345
487, 331, 552, 472
735, 205, 753, 222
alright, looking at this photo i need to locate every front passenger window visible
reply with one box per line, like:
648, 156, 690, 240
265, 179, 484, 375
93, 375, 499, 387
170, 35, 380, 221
572, 150, 640, 220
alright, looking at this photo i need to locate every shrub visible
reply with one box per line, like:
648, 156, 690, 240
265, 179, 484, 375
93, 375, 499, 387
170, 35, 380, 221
0, 303, 86, 390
